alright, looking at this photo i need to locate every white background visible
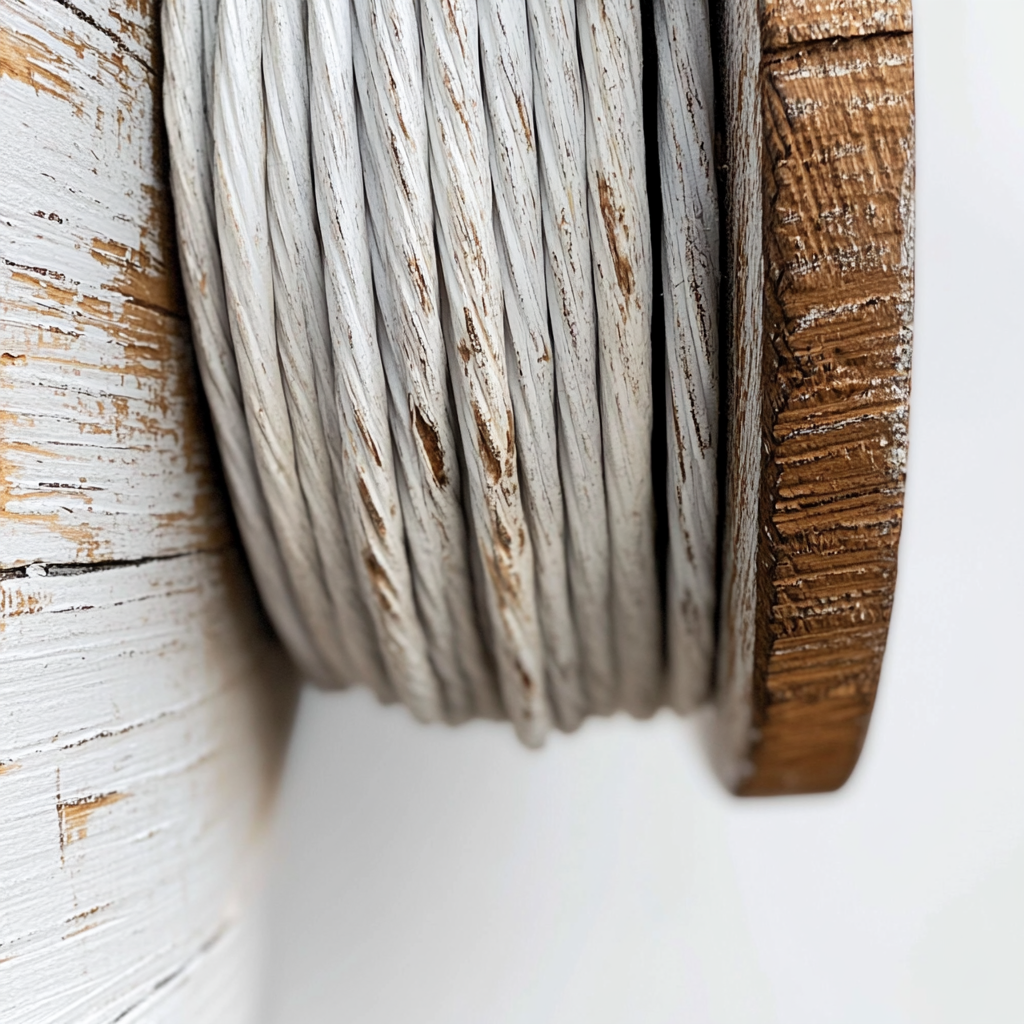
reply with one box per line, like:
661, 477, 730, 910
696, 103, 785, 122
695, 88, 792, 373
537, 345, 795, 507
261, 2, 1024, 1019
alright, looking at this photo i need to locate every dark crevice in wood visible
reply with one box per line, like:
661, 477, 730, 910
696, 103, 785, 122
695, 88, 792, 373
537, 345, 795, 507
0, 547, 230, 582
762, 27, 912, 59
45, 0, 156, 76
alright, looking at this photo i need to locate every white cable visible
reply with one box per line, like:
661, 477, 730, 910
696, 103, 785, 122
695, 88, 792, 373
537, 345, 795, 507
420, 0, 549, 745
165, 0, 720, 742
262, 0, 387, 697
350, 0, 497, 723
525, 0, 617, 718
162, 0, 324, 683
307, 0, 442, 720
213, 0, 373, 686
479, 0, 584, 731
578, 0, 661, 716
656, 0, 720, 711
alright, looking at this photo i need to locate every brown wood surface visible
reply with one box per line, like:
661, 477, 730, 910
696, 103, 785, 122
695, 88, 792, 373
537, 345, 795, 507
716, 0, 914, 795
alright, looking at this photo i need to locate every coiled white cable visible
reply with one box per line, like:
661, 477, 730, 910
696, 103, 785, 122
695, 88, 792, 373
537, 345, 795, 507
163, 0, 719, 744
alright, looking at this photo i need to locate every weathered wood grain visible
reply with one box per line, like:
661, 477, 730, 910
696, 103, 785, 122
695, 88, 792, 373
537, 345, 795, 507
1, 0, 227, 568
1, 0, 293, 1016
0, 552, 291, 1023
715, 0, 914, 794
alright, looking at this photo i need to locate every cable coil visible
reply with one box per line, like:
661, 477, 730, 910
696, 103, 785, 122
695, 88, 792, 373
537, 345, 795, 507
162, 0, 718, 745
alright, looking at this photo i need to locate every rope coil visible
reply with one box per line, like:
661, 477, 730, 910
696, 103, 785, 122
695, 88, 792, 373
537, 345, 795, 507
163, 0, 718, 745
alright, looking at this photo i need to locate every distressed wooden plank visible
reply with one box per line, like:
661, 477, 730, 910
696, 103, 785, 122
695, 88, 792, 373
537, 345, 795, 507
0, 0, 229, 569
715, 0, 914, 794
0, 551, 292, 1024
761, 0, 912, 49
1, 0, 293, 1017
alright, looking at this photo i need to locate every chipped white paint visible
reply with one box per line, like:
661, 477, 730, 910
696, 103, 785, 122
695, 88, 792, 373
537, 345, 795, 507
1, 0, 292, 1019
0, 554, 290, 1024
1, 0, 224, 569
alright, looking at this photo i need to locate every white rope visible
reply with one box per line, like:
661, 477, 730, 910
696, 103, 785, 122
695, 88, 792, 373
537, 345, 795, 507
164, 0, 719, 743
578, 0, 661, 716
479, 0, 583, 731
655, 0, 720, 711
351, 0, 497, 723
162, 0, 323, 683
526, 0, 615, 718
263, 0, 386, 696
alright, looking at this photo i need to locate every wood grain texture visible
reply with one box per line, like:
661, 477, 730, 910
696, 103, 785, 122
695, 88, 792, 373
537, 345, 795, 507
1, 0, 292, 1016
715, 0, 914, 794
0, 553, 291, 1023
1, 0, 227, 568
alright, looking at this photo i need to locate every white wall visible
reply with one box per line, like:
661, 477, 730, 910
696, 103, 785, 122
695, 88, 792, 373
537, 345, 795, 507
260, 2, 1024, 1020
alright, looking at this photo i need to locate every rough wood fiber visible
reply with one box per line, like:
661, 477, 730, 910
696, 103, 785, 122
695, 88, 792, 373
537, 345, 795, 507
715, 0, 914, 794
1, 0, 292, 1016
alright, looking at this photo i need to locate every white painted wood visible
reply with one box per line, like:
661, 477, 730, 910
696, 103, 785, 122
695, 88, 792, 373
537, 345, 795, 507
420, 0, 549, 744
655, 0, 720, 711
0, 553, 290, 1024
479, 0, 584, 730
1, 2, 292, 1018
0, 0, 223, 569
351, 0, 497, 722
577, 0, 661, 716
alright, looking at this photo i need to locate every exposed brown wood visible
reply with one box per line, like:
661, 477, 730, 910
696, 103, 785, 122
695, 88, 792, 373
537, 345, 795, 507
715, 0, 914, 795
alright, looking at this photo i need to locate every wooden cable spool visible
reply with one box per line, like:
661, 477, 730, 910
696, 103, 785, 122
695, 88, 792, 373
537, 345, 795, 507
0, 0, 913, 1015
